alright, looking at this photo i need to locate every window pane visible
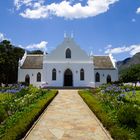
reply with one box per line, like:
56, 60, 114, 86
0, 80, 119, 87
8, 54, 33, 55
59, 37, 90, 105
66, 48, 71, 58
37, 72, 41, 82
95, 72, 100, 82
52, 69, 56, 80
80, 69, 84, 80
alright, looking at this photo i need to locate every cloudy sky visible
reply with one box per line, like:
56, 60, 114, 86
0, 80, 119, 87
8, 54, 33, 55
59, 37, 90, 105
0, 0, 140, 61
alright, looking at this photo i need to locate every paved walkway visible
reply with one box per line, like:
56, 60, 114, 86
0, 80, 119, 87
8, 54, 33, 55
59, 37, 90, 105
24, 90, 112, 140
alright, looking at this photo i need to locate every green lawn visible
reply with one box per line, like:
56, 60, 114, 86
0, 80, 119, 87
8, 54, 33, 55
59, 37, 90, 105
125, 90, 140, 105
136, 90, 140, 102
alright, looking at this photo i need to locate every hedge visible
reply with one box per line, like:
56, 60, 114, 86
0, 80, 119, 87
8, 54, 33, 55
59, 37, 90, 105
0, 90, 58, 140
79, 90, 135, 140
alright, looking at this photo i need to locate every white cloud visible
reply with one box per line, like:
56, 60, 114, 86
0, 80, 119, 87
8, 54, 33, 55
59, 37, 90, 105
14, 0, 119, 19
105, 44, 112, 49
26, 41, 48, 50
20, 7, 48, 19
105, 44, 140, 56
14, 0, 33, 10
129, 45, 140, 55
136, 7, 140, 14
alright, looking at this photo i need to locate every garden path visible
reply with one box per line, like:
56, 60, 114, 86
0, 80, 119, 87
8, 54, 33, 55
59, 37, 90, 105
24, 90, 112, 140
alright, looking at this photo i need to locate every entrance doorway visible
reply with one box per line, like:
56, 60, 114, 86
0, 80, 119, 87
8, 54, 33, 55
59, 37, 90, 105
107, 75, 111, 83
25, 74, 30, 86
64, 69, 73, 86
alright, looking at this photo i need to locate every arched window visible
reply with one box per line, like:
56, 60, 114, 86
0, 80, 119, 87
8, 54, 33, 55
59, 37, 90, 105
66, 48, 71, 58
37, 72, 41, 82
52, 69, 56, 80
95, 72, 100, 82
25, 74, 30, 85
80, 69, 84, 81
107, 75, 111, 83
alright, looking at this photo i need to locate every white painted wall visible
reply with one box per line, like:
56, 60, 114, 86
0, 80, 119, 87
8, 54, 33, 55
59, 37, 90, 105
94, 69, 118, 87
18, 68, 43, 87
42, 37, 95, 87
42, 62, 94, 87
44, 37, 90, 62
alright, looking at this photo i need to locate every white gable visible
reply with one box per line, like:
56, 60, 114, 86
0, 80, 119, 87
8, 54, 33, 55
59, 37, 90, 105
45, 37, 90, 62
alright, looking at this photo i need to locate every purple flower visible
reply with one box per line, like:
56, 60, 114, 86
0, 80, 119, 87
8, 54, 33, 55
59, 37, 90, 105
120, 94, 125, 98
117, 94, 125, 101
125, 88, 130, 92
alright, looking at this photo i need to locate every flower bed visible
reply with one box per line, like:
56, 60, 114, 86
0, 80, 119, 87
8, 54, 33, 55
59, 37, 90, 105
79, 85, 140, 140
0, 86, 58, 140
0, 84, 26, 94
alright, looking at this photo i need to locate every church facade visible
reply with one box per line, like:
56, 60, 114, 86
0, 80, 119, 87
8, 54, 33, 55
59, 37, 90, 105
18, 36, 118, 87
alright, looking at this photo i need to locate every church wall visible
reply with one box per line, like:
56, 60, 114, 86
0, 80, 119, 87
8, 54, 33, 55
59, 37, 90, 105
42, 37, 95, 87
18, 68, 43, 87
94, 69, 118, 87
43, 62, 95, 87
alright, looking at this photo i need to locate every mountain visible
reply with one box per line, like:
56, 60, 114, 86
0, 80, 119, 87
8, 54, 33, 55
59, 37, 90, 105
117, 52, 140, 73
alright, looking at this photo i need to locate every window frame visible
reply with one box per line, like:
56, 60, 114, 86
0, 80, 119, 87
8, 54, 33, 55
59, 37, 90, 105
37, 72, 41, 82
52, 69, 56, 81
80, 69, 84, 81
66, 48, 71, 59
95, 72, 100, 82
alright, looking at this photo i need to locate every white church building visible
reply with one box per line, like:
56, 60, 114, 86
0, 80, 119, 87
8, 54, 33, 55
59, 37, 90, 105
18, 35, 118, 88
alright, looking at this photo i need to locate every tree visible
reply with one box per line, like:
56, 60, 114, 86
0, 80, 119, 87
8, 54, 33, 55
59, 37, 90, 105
0, 40, 24, 84
120, 64, 140, 86
28, 50, 44, 54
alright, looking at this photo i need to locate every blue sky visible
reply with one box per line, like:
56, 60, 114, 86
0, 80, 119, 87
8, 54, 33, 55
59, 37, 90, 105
0, 0, 140, 61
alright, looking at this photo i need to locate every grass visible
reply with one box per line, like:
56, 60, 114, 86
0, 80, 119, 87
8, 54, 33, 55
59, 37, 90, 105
0, 90, 58, 140
79, 90, 135, 140
0, 93, 13, 101
125, 90, 140, 105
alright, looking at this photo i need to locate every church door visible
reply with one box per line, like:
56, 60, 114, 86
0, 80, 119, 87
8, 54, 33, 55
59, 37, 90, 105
25, 74, 30, 86
64, 69, 73, 86
107, 75, 111, 83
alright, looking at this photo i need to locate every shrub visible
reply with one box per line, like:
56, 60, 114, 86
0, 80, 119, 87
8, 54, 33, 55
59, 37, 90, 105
0, 90, 58, 140
0, 105, 7, 123
79, 90, 135, 140
136, 124, 140, 139
110, 126, 134, 140
134, 114, 140, 139
91, 88, 101, 94
117, 104, 140, 129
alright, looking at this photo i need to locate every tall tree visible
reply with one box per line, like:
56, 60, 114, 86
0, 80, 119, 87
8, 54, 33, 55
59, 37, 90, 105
0, 40, 24, 84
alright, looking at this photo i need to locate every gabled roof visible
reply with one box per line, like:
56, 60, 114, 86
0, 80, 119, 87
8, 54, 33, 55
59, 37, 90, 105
21, 55, 43, 69
21, 55, 115, 69
93, 56, 115, 69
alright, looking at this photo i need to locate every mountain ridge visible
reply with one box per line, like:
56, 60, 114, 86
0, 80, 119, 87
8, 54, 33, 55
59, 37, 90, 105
117, 52, 140, 72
